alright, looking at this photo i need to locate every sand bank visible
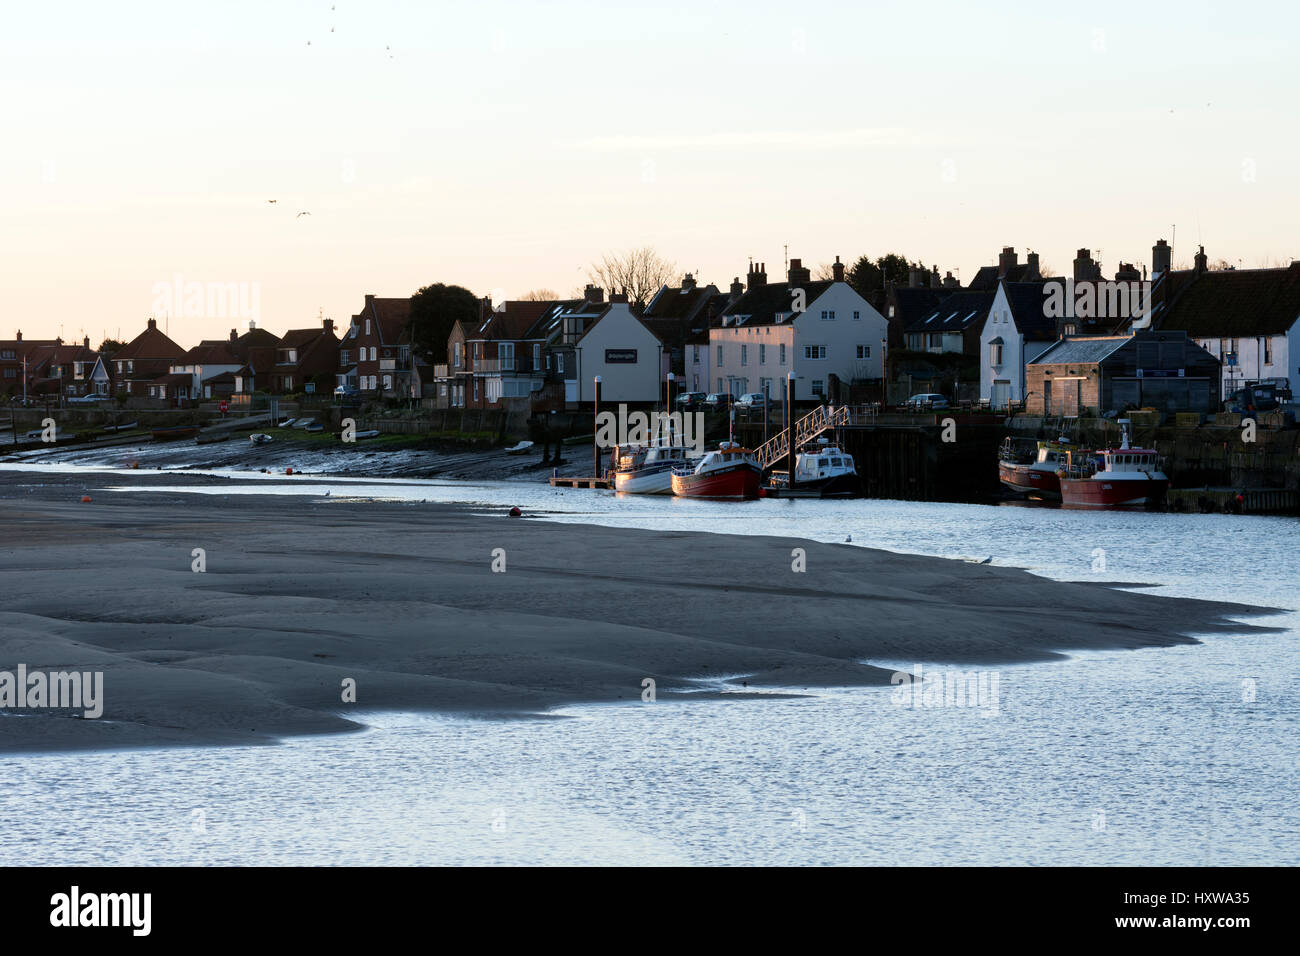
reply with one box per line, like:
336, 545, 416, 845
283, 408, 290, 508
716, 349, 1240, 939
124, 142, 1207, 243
0, 470, 1275, 752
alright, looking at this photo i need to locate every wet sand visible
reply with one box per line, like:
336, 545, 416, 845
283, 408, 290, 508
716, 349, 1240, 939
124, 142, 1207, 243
0, 469, 1276, 752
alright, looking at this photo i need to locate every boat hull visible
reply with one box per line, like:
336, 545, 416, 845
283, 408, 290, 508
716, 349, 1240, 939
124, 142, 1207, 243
1059, 476, 1170, 508
998, 461, 1062, 499
761, 471, 862, 498
671, 463, 761, 499
614, 465, 676, 495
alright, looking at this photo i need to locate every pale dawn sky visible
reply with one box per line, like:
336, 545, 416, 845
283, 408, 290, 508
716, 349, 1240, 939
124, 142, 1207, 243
2, 0, 1297, 347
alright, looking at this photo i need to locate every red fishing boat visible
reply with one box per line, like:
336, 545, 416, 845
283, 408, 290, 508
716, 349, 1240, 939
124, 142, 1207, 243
1059, 420, 1169, 509
670, 442, 761, 499
997, 436, 1072, 499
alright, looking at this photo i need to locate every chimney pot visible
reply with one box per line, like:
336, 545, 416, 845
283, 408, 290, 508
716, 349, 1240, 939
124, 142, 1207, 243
1152, 238, 1172, 276
147, 318, 157, 330
832, 256, 845, 282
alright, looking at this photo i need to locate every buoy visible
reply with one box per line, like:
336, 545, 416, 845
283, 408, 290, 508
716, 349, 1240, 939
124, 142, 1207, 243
508, 506, 522, 517
285, 467, 294, 475
80, 495, 92, 503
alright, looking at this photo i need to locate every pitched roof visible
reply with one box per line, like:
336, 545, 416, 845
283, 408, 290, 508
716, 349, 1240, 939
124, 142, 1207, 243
474, 302, 554, 341
356, 296, 412, 345
113, 320, 187, 361
1157, 263, 1300, 336
280, 327, 332, 348
969, 262, 1038, 292
184, 341, 240, 365
907, 290, 995, 333
1002, 280, 1061, 340
643, 282, 721, 321
890, 286, 947, 326
720, 280, 835, 327
1029, 335, 1131, 365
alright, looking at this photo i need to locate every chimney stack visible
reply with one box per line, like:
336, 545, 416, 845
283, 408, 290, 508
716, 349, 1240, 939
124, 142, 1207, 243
1194, 246, 1208, 274
1073, 249, 1101, 281
998, 246, 1018, 277
930, 265, 941, 288
787, 258, 811, 284
147, 318, 157, 330
1152, 238, 1171, 276
609, 291, 629, 304
15, 330, 21, 342
1115, 262, 1140, 282
832, 256, 845, 282
323, 317, 334, 333
730, 276, 744, 297
681, 272, 696, 292
230, 328, 238, 343
747, 262, 767, 291
584, 284, 604, 304
1025, 252, 1040, 279
942, 271, 960, 288
83, 335, 90, 349
908, 268, 922, 288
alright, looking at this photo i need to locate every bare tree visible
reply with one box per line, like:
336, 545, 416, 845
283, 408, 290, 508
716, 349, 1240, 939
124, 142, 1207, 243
813, 262, 837, 280
520, 288, 559, 301
587, 246, 676, 310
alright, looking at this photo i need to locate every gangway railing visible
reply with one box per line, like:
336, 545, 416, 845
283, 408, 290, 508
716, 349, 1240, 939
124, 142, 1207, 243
755, 404, 850, 469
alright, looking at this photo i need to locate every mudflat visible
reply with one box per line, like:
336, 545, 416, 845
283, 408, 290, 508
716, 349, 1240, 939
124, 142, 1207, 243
0, 469, 1272, 752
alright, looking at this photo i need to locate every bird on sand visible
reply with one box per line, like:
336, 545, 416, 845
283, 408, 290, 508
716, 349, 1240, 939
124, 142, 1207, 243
978, 556, 992, 564
845, 534, 852, 542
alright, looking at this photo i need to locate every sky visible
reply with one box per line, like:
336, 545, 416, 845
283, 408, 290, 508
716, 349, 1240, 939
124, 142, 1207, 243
2, 0, 1297, 349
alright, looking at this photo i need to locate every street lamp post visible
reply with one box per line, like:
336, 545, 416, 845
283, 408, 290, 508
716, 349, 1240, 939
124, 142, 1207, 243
593, 375, 602, 479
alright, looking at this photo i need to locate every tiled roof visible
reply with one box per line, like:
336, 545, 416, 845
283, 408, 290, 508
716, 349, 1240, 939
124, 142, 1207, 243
720, 280, 834, 327
474, 302, 553, 341
891, 287, 947, 326
906, 290, 995, 333
644, 283, 719, 320
1157, 263, 1300, 336
184, 341, 240, 365
114, 322, 187, 361
1029, 335, 1130, 365
1002, 280, 1061, 340
358, 296, 412, 345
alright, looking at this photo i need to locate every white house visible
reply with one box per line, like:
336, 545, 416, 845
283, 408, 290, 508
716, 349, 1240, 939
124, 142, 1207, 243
980, 280, 1062, 408
572, 301, 671, 403
169, 341, 243, 400
1156, 260, 1300, 400
712, 259, 888, 402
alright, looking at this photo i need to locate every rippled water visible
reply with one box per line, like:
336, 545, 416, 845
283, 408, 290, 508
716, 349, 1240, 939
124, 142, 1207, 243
2, 464, 1298, 864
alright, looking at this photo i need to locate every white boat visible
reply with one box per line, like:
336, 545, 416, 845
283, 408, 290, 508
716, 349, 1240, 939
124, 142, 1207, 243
505, 440, 535, 455
250, 433, 273, 445
762, 439, 861, 498
613, 442, 695, 494
293, 419, 317, 430
351, 429, 380, 440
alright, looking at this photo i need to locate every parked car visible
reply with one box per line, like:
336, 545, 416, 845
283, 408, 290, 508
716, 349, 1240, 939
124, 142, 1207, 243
1223, 383, 1280, 414
904, 393, 949, 410
734, 393, 770, 412
674, 391, 708, 411
704, 392, 734, 410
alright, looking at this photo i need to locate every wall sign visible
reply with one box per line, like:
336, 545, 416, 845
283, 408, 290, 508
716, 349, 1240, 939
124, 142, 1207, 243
605, 349, 637, 364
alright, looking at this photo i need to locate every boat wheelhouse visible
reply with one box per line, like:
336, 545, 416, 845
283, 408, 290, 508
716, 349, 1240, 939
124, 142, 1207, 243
762, 439, 861, 498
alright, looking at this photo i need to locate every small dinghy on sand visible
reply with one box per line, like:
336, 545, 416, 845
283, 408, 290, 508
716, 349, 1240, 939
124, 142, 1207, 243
250, 433, 273, 445
505, 440, 534, 455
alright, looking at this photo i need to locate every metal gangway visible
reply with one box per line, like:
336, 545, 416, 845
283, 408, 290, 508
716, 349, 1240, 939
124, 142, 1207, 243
755, 404, 851, 469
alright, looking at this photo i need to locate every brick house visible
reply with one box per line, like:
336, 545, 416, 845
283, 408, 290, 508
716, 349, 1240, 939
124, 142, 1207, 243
347, 295, 413, 398
0, 331, 63, 399
111, 319, 188, 397
271, 319, 340, 394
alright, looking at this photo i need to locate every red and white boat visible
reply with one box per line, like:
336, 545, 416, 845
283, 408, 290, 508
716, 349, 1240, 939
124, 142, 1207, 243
670, 442, 761, 499
997, 436, 1072, 499
1059, 421, 1169, 509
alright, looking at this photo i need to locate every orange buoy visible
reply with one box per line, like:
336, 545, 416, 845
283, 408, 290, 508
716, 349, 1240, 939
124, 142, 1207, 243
508, 506, 522, 517
80, 495, 92, 503
285, 467, 294, 475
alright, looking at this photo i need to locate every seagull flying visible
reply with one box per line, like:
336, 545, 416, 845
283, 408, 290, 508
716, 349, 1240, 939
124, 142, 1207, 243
297, 211, 311, 218
267, 199, 277, 204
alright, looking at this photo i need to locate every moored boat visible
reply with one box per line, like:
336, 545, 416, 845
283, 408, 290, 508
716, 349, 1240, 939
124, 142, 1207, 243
1059, 420, 1169, 509
998, 436, 1072, 499
670, 442, 761, 499
614, 442, 695, 494
761, 439, 861, 498
151, 425, 200, 442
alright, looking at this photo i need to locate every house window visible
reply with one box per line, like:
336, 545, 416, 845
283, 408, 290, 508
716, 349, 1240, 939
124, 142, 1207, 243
1063, 324, 1077, 336
853, 311, 861, 321
382, 374, 392, 391
718, 378, 725, 393
365, 319, 371, 335
499, 343, 515, 370
716, 346, 723, 367
693, 346, 700, 365
556, 353, 565, 374
928, 333, 942, 349
1264, 337, 1273, 365
453, 343, 462, 367
340, 349, 350, 364
779, 344, 786, 365
811, 380, 825, 397
533, 343, 541, 369
759, 344, 766, 364
741, 345, 748, 366
804, 345, 827, 360
856, 345, 871, 359
370, 347, 377, 361
990, 343, 1004, 366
